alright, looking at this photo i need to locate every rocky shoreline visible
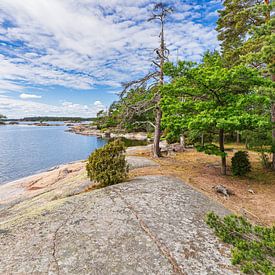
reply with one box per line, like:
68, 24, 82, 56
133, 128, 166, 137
67, 124, 149, 141
0, 145, 153, 209
0, 150, 238, 274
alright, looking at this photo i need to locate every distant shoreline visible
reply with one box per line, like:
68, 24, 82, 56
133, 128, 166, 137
67, 124, 149, 141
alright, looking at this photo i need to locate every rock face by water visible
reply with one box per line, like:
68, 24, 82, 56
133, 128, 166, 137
0, 173, 238, 274
67, 124, 148, 141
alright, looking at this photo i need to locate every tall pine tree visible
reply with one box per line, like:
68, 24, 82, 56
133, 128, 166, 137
217, 0, 275, 170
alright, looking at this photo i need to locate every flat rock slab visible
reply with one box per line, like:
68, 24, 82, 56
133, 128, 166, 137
0, 176, 239, 274
126, 156, 158, 169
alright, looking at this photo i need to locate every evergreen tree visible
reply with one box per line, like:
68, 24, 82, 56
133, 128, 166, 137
217, 0, 275, 170
162, 52, 271, 175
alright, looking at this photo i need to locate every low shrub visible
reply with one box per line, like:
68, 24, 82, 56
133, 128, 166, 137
206, 212, 275, 274
165, 132, 180, 144
86, 139, 129, 187
231, 151, 251, 176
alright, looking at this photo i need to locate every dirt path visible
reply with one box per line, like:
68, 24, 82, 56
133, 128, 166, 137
0, 172, 239, 274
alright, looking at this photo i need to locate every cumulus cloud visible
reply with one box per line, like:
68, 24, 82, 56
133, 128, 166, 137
0, 0, 220, 94
0, 95, 105, 118
20, 93, 42, 99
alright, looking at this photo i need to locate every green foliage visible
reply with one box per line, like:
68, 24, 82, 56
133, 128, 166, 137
206, 212, 275, 274
165, 131, 180, 144
196, 144, 227, 157
216, 0, 264, 66
86, 140, 129, 187
108, 137, 148, 147
94, 88, 155, 132
231, 151, 251, 176
244, 129, 274, 169
162, 52, 271, 172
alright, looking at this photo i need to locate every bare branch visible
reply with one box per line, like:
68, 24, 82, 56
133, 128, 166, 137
133, 121, 156, 129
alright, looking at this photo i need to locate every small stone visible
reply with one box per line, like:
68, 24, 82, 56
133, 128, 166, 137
213, 185, 234, 197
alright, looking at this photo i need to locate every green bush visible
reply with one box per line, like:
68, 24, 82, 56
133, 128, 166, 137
86, 139, 129, 187
206, 212, 275, 274
165, 132, 180, 144
231, 151, 251, 176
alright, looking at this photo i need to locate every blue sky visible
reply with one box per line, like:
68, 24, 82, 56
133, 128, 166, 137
0, 0, 221, 118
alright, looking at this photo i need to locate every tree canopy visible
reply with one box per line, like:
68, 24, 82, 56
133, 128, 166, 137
162, 52, 272, 174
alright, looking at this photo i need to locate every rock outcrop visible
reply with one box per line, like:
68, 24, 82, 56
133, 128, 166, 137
0, 173, 238, 274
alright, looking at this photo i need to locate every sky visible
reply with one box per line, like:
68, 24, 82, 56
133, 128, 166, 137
0, 0, 221, 119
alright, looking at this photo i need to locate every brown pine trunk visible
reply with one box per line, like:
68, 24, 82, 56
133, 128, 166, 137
153, 106, 162, 157
219, 129, 226, 175
265, 0, 274, 170
272, 102, 275, 170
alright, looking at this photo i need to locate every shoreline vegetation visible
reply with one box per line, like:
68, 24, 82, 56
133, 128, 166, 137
67, 124, 149, 141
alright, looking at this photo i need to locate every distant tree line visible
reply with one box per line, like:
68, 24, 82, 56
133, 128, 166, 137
17, 116, 96, 122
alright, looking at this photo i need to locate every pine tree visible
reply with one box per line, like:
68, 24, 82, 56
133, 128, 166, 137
217, 0, 275, 170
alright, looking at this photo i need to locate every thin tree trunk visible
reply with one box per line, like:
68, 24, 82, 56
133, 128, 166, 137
180, 134, 185, 148
236, 131, 240, 144
201, 134, 204, 146
153, 106, 162, 157
264, 0, 275, 170
153, 8, 165, 158
272, 102, 275, 170
219, 129, 226, 175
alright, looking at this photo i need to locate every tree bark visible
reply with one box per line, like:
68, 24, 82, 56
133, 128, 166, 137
272, 102, 275, 170
265, 0, 275, 170
152, 7, 165, 158
219, 129, 227, 175
153, 106, 162, 157
236, 131, 240, 144
180, 134, 185, 148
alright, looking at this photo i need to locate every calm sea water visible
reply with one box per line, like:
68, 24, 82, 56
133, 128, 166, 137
0, 124, 107, 184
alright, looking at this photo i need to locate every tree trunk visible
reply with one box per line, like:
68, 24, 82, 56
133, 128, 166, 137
219, 129, 226, 175
150, 4, 171, 158
201, 134, 204, 146
180, 134, 185, 148
236, 131, 240, 144
272, 102, 275, 170
265, 0, 275, 170
153, 106, 162, 157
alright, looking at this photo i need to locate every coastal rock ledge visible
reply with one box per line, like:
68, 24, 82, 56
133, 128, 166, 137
0, 175, 239, 274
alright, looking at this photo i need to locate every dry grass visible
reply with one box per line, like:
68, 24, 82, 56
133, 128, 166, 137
129, 147, 275, 226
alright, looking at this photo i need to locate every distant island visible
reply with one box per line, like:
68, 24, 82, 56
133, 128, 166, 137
6, 116, 96, 122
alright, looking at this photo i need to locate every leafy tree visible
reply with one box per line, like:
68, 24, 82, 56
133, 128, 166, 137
162, 52, 271, 175
94, 88, 155, 132
217, 0, 275, 170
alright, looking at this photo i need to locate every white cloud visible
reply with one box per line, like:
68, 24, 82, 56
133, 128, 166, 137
0, 95, 105, 118
20, 93, 42, 99
0, 0, 220, 97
